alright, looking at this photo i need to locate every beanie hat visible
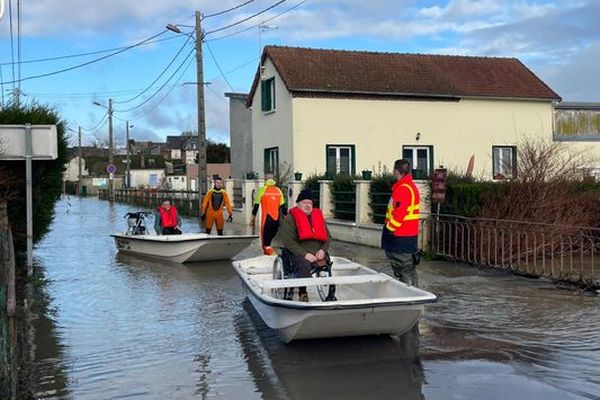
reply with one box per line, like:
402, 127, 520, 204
296, 189, 313, 203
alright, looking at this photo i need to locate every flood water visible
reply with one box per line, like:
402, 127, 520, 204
29, 197, 600, 399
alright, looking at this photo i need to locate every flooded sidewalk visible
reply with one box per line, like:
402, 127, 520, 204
29, 198, 600, 399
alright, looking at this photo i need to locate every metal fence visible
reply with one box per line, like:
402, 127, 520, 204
426, 214, 600, 287
101, 189, 200, 217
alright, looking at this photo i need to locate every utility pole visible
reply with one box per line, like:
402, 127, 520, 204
108, 98, 114, 202
78, 126, 82, 196
126, 120, 131, 188
195, 10, 208, 204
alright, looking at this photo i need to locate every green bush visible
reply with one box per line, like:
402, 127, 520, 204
369, 173, 395, 223
303, 173, 327, 208
330, 174, 356, 221
0, 103, 69, 252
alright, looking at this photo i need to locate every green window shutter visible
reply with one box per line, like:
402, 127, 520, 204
270, 78, 275, 110
264, 148, 270, 173
261, 80, 268, 111
351, 145, 356, 176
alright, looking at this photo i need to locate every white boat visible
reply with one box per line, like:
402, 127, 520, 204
233, 255, 437, 343
112, 233, 257, 263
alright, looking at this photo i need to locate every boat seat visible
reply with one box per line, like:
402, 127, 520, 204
257, 274, 390, 290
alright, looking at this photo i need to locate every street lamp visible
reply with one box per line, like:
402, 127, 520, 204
126, 122, 133, 188
93, 98, 114, 202
166, 13, 208, 213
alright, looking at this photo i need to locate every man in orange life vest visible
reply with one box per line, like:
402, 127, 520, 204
154, 199, 182, 235
382, 159, 421, 286
250, 174, 287, 255
201, 177, 233, 236
275, 189, 332, 302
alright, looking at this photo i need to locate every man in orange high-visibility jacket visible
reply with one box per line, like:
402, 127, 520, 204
201, 177, 233, 236
250, 174, 286, 255
381, 159, 421, 286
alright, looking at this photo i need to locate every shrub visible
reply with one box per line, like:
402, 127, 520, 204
303, 173, 327, 208
369, 173, 395, 223
0, 103, 69, 253
330, 174, 356, 221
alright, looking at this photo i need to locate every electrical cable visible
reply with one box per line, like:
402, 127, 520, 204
207, 0, 308, 42
128, 54, 195, 121
8, 0, 15, 86
115, 47, 195, 113
2, 30, 169, 85
0, 35, 181, 67
205, 41, 235, 92
205, 0, 287, 36
114, 34, 193, 104
203, 0, 257, 19
83, 112, 109, 134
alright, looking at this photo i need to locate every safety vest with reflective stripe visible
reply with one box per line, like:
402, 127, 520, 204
384, 174, 420, 237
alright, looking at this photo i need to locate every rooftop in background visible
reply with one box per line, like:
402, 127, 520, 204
225, 92, 249, 100
555, 102, 600, 110
248, 46, 561, 105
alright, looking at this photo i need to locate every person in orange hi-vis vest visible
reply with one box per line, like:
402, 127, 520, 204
381, 159, 421, 286
201, 177, 233, 236
250, 174, 287, 255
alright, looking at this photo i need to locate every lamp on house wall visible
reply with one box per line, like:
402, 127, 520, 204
416, 132, 421, 141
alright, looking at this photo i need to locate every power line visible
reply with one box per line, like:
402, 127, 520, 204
205, 0, 287, 36
207, 0, 309, 42
2, 30, 169, 85
0, 35, 181, 67
82, 112, 108, 133
8, 0, 15, 86
129, 54, 195, 121
114, 35, 194, 104
203, 0, 257, 19
115, 47, 195, 113
205, 41, 235, 92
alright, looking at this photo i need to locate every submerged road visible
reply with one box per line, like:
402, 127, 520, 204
30, 197, 600, 399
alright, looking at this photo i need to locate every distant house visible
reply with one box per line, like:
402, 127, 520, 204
63, 156, 89, 182
166, 135, 198, 164
245, 46, 564, 180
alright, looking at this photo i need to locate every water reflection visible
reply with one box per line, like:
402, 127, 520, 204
235, 301, 425, 400
28, 198, 600, 400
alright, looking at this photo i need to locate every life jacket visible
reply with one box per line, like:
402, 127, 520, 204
157, 206, 178, 228
261, 185, 284, 220
289, 207, 328, 242
384, 174, 420, 237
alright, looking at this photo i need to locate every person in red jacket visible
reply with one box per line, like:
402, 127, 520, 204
381, 159, 421, 286
154, 199, 182, 235
275, 189, 332, 302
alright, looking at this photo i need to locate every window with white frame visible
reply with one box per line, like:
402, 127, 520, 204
261, 77, 276, 112
264, 147, 279, 176
402, 145, 433, 179
492, 146, 517, 179
326, 145, 355, 176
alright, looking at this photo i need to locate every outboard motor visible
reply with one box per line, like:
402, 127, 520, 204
124, 211, 151, 235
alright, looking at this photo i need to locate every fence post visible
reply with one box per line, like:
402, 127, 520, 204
319, 180, 333, 219
224, 178, 234, 202
354, 180, 371, 224
288, 180, 304, 206
241, 179, 256, 225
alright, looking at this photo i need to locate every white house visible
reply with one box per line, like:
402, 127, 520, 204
245, 46, 566, 180
63, 156, 89, 182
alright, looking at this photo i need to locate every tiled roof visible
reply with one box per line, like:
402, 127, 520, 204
247, 46, 561, 105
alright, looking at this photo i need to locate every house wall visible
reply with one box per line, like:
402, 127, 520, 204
129, 169, 165, 188
227, 93, 253, 179
291, 97, 555, 178
251, 58, 294, 176
63, 156, 89, 181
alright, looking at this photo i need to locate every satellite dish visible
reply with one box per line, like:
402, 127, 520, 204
0, 0, 5, 20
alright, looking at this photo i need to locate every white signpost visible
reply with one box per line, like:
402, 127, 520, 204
0, 124, 58, 274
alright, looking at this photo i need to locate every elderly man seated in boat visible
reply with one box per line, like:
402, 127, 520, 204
275, 189, 332, 302
154, 198, 182, 235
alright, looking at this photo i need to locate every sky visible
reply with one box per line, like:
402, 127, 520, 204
0, 0, 599, 148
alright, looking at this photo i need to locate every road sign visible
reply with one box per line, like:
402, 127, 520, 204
107, 164, 117, 174
432, 168, 448, 204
